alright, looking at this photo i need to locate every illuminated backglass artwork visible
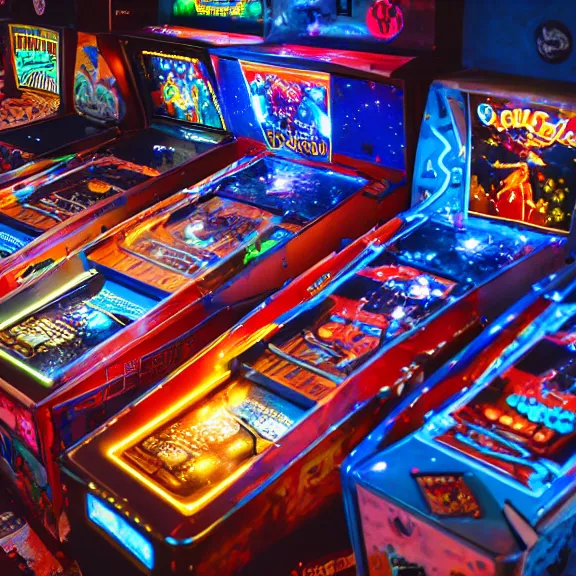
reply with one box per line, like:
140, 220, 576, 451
470, 96, 576, 232
142, 51, 225, 130
171, 0, 263, 20
9, 25, 60, 95
241, 62, 331, 161
74, 33, 124, 124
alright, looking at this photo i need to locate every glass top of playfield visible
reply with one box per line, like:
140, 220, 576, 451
87, 155, 367, 295
434, 311, 576, 494
0, 270, 159, 387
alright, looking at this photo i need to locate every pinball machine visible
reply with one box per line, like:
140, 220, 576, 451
56, 2, 576, 574
0, 38, 420, 549
337, 3, 576, 575
0, 0, 138, 180
340, 263, 576, 576
0, 1, 467, 562
0, 0, 283, 294
0, 28, 261, 299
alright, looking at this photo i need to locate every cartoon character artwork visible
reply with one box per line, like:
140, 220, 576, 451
74, 33, 124, 123
471, 97, 576, 232
242, 62, 331, 161
143, 51, 224, 130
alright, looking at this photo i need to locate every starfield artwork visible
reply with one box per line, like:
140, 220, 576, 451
242, 62, 331, 160
143, 52, 224, 129
471, 96, 576, 232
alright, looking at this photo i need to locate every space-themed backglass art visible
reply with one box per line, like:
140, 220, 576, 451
241, 62, 331, 161
471, 95, 576, 233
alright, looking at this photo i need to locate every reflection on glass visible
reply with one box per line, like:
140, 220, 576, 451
122, 378, 304, 498
0, 274, 157, 381
0, 157, 158, 232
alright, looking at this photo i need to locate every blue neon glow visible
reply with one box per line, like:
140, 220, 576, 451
506, 394, 576, 434
87, 494, 154, 570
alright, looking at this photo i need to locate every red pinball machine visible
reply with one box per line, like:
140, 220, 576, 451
0, 0, 464, 565
57, 3, 576, 575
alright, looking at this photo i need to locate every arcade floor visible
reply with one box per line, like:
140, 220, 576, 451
0, 485, 355, 576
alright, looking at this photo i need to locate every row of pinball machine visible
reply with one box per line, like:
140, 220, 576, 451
0, 0, 574, 575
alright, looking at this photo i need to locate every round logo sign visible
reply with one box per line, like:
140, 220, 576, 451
33, 0, 46, 16
536, 20, 572, 63
366, 0, 404, 42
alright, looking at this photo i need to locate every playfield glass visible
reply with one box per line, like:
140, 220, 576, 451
74, 33, 125, 124
471, 96, 576, 233
142, 51, 225, 130
9, 25, 60, 95
87, 155, 365, 294
205, 156, 362, 221
0, 157, 158, 240
241, 62, 331, 161
121, 377, 305, 499
0, 272, 158, 384
436, 316, 576, 492
242, 252, 454, 401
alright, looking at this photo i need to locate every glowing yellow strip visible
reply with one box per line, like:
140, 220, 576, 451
0, 348, 53, 386
107, 370, 234, 514
106, 322, 278, 515
0, 269, 97, 331
141, 50, 227, 131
